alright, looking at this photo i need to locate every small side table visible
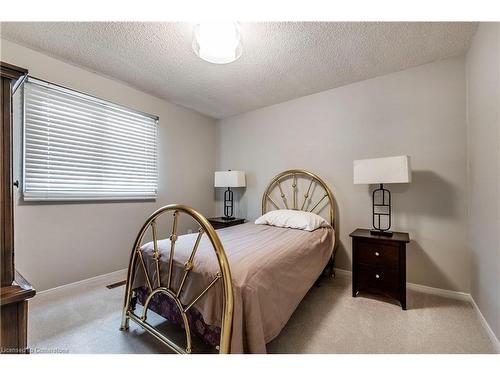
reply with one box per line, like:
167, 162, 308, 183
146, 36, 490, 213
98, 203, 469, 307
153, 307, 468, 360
350, 228, 410, 310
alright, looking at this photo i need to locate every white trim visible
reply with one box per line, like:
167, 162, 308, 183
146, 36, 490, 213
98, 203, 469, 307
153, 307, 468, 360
406, 282, 471, 301
469, 296, 500, 353
36, 268, 127, 297
333, 267, 352, 279
334, 267, 499, 352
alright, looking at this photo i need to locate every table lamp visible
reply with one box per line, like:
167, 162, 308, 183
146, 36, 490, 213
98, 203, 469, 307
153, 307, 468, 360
214, 170, 246, 220
353, 155, 411, 236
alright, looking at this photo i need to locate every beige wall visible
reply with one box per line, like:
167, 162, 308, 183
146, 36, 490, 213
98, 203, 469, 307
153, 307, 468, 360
1, 39, 218, 291
466, 23, 500, 339
3, 34, 494, 317
216, 57, 470, 293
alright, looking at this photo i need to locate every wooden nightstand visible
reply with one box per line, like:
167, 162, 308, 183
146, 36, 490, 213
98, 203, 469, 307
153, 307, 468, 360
350, 228, 410, 310
208, 217, 245, 230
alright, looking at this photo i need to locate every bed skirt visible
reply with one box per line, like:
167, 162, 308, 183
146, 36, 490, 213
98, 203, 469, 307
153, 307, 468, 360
134, 286, 221, 350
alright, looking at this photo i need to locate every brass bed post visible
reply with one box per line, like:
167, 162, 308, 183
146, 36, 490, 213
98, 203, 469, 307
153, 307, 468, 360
120, 204, 234, 354
120, 216, 152, 331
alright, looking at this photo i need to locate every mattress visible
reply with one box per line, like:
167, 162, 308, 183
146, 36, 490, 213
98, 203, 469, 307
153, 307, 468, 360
133, 222, 334, 353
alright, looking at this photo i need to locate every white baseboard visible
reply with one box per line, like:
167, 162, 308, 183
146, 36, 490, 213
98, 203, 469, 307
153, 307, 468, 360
334, 267, 499, 353
36, 268, 127, 297
405, 282, 471, 301
469, 296, 500, 353
333, 267, 352, 279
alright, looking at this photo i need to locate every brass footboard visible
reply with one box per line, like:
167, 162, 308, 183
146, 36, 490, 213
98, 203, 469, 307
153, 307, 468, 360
120, 204, 234, 354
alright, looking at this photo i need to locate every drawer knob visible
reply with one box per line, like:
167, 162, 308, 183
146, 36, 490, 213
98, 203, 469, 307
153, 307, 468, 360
375, 274, 380, 279
375, 251, 380, 257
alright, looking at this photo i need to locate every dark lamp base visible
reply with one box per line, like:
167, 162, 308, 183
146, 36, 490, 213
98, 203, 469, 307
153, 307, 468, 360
370, 229, 393, 237
221, 216, 235, 221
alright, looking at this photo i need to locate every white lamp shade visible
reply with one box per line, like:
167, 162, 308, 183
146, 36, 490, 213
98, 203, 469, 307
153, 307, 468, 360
353, 155, 411, 184
214, 170, 246, 188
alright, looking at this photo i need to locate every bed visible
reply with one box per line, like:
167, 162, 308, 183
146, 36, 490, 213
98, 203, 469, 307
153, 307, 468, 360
120, 169, 337, 354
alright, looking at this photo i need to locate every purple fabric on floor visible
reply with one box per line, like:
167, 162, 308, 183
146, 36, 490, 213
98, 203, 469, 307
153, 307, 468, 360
134, 287, 221, 349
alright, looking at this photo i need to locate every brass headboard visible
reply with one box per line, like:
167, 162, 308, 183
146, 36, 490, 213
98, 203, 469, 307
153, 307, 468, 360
261, 169, 336, 228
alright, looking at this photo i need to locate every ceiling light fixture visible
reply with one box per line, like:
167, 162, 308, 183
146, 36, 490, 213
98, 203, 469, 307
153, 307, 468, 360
192, 22, 242, 64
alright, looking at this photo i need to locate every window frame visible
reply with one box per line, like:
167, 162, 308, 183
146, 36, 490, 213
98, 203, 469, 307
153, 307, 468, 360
22, 77, 159, 202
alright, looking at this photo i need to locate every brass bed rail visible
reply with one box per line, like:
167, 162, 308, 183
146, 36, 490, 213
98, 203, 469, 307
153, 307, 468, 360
120, 204, 234, 354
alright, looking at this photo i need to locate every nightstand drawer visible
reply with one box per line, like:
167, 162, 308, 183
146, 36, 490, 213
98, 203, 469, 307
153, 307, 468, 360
357, 264, 399, 294
357, 240, 399, 269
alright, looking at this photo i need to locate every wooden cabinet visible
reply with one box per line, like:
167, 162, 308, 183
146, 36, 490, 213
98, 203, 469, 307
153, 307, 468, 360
0, 61, 35, 354
1, 272, 35, 353
350, 228, 410, 310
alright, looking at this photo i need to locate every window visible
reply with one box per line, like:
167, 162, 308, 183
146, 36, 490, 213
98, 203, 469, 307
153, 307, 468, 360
23, 78, 158, 201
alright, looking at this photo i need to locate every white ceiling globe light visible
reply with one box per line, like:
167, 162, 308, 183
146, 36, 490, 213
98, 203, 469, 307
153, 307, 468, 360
193, 22, 242, 64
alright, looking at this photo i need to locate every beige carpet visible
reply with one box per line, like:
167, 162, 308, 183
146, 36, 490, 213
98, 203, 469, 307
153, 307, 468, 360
28, 274, 496, 354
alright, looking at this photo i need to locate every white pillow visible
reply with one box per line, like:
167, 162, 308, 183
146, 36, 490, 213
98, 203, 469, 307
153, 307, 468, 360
254, 209, 331, 232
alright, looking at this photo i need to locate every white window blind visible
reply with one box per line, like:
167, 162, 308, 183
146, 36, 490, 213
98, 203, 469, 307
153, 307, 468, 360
23, 78, 159, 201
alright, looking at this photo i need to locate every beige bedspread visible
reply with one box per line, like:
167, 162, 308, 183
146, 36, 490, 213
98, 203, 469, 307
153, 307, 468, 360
134, 222, 334, 353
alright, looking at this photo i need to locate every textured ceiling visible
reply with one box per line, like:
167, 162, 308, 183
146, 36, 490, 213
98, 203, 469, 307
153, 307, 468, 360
0, 22, 477, 119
